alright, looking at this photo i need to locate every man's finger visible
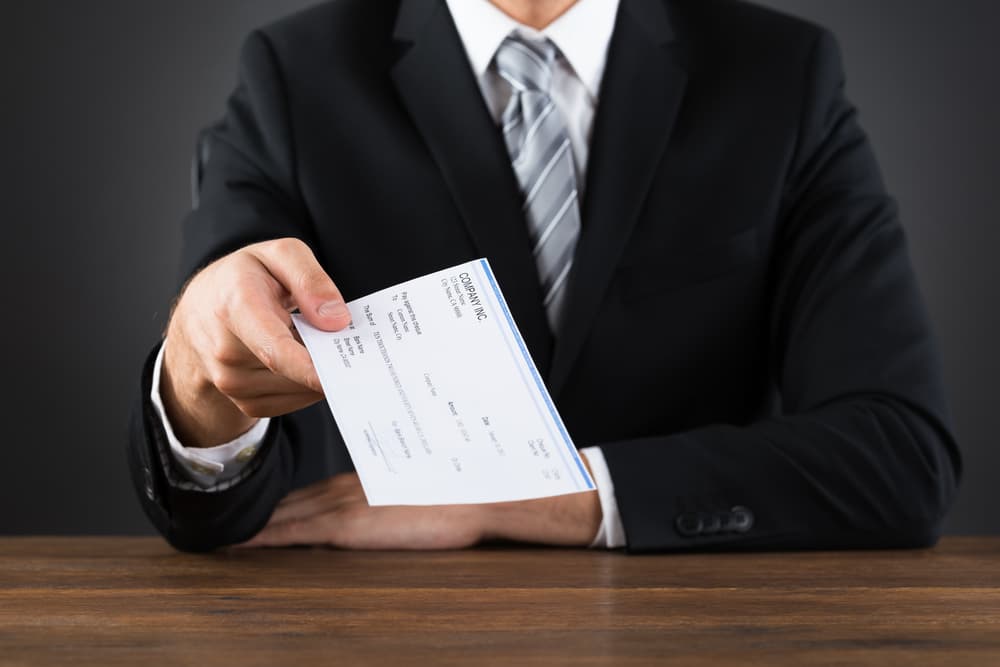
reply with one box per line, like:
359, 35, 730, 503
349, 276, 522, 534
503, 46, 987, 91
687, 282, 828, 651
230, 392, 324, 420
267, 495, 332, 528
227, 288, 322, 392
220, 367, 321, 400
244, 515, 329, 548
279, 473, 360, 505
268, 478, 356, 525
249, 238, 352, 332
277, 480, 331, 507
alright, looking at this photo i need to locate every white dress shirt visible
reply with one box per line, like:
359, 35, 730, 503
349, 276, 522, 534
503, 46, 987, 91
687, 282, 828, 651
153, 0, 627, 549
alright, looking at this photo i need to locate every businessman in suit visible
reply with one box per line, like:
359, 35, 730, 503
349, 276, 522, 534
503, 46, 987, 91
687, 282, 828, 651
128, 0, 961, 552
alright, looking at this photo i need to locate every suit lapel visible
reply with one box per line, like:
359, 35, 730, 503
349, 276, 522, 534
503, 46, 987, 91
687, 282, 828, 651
548, 0, 688, 398
391, 0, 554, 372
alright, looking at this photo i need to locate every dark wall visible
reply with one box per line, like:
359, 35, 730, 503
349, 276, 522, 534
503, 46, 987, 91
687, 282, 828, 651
2, 1, 997, 535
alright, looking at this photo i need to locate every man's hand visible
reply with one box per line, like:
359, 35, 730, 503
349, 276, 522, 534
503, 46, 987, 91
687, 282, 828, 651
243, 473, 488, 550
243, 465, 602, 550
161, 238, 353, 446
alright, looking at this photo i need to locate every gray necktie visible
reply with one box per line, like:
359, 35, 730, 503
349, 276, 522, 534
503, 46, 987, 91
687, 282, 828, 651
496, 35, 581, 333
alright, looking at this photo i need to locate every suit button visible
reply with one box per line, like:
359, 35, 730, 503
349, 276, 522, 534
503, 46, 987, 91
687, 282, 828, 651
675, 512, 703, 537
144, 468, 155, 500
730, 506, 754, 533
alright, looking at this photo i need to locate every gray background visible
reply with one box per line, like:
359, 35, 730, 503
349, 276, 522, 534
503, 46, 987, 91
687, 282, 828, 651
2, 0, 997, 535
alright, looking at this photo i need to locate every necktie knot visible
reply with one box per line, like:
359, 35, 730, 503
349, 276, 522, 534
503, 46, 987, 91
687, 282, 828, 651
495, 35, 557, 94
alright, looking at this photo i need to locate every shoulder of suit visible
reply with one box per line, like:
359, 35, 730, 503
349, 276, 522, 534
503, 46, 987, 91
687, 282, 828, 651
667, 0, 831, 57
255, 0, 400, 58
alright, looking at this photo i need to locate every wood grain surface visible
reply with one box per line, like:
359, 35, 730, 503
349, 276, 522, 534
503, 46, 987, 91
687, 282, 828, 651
1, 537, 998, 666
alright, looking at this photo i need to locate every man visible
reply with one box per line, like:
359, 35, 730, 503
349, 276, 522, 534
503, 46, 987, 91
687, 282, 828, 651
128, 0, 961, 553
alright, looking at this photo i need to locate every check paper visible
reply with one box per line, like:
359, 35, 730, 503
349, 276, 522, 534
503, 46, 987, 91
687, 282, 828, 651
293, 259, 594, 506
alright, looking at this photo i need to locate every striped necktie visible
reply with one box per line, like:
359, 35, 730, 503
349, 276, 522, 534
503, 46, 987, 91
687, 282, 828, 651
496, 35, 581, 334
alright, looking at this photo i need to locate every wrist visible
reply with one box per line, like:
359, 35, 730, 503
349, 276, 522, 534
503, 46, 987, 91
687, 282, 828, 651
481, 490, 601, 546
480, 451, 602, 546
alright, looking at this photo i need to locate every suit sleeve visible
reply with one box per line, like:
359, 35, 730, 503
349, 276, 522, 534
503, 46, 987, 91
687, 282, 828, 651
600, 30, 961, 552
127, 31, 318, 552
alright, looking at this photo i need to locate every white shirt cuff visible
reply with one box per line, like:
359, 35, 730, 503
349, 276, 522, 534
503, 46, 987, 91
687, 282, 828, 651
150, 342, 269, 489
580, 446, 627, 549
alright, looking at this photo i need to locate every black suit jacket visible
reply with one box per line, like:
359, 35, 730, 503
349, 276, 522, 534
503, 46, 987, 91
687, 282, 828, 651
128, 0, 961, 552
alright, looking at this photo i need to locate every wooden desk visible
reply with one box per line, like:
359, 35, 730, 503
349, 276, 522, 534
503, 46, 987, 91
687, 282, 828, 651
1, 537, 998, 665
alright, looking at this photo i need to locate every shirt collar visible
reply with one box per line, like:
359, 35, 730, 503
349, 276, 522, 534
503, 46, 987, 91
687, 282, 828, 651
444, 0, 621, 99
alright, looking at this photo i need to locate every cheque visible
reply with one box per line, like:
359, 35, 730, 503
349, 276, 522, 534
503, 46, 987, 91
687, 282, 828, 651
293, 259, 595, 506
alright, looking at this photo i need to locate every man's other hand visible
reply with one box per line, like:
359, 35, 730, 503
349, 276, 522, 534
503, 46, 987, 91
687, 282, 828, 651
242, 473, 486, 550
241, 469, 602, 550
161, 238, 353, 446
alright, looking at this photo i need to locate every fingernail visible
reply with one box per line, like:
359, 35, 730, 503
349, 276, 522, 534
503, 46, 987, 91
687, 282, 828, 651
318, 301, 350, 320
